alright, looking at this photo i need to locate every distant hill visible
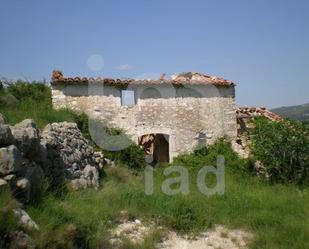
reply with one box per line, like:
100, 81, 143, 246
271, 103, 309, 122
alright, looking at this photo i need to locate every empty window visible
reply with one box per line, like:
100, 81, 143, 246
121, 90, 135, 107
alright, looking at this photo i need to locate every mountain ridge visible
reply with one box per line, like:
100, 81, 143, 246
271, 103, 309, 122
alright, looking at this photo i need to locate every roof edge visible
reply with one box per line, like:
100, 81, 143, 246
51, 70, 235, 87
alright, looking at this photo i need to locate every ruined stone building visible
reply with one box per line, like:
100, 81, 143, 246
51, 70, 237, 163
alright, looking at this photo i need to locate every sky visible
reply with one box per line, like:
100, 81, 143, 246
0, 0, 308, 108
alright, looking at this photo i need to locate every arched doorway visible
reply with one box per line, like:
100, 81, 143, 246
138, 133, 169, 164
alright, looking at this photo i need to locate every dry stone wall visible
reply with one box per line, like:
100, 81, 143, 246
0, 117, 106, 205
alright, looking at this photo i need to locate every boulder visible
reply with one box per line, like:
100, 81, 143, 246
11, 119, 40, 158
93, 151, 106, 169
70, 178, 88, 191
4, 174, 16, 182
0, 124, 15, 147
14, 178, 31, 203
13, 208, 39, 230
253, 161, 269, 178
0, 178, 7, 187
0, 145, 21, 176
83, 164, 99, 190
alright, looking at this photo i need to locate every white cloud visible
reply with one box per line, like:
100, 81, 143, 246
117, 64, 132, 71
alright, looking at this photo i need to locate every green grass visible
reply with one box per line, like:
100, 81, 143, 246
26, 142, 309, 249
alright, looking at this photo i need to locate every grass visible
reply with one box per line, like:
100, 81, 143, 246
0, 187, 20, 248
25, 142, 309, 249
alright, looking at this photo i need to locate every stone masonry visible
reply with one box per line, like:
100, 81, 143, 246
51, 71, 237, 161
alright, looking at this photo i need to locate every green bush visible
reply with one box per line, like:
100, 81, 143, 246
173, 139, 249, 172
251, 118, 309, 184
74, 113, 91, 139
102, 141, 146, 170
7, 81, 51, 104
107, 143, 147, 170
82, 118, 147, 170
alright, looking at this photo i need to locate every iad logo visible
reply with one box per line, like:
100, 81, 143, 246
145, 155, 225, 196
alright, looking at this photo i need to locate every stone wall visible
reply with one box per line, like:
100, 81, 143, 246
52, 83, 237, 160
0, 117, 106, 205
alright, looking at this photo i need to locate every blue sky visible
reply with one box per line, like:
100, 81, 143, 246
0, 0, 308, 108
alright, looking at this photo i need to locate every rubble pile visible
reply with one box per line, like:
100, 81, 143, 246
41, 122, 106, 190
236, 107, 283, 122
232, 107, 283, 159
0, 117, 107, 205
171, 72, 234, 85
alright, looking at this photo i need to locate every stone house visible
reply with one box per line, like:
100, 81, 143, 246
51, 70, 237, 163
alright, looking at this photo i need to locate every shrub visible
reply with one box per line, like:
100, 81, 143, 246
103, 143, 147, 170
251, 118, 309, 185
7, 81, 50, 104
81, 118, 147, 170
172, 139, 249, 172
74, 113, 90, 139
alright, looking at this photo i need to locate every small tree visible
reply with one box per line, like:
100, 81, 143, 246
251, 118, 309, 185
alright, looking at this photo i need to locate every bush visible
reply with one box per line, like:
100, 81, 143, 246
74, 113, 91, 139
81, 118, 147, 170
251, 118, 309, 184
172, 139, 249, 172
7, 81, 50, 102
106, 143, 147, 170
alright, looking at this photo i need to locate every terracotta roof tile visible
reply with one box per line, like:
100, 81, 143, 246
51, 70, 235, 87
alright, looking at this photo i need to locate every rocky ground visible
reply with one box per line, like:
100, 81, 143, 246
159, 225, 253, 249
109, 217, 253, 249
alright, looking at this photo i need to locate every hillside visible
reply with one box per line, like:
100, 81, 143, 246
271, 103, 309, 122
